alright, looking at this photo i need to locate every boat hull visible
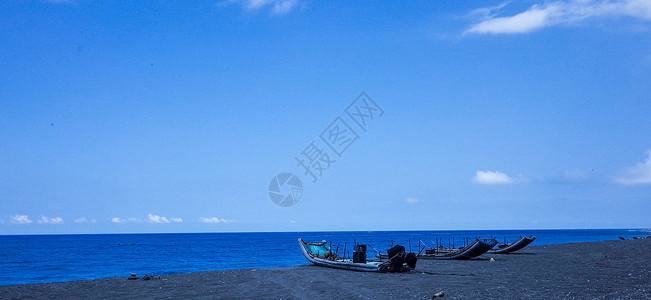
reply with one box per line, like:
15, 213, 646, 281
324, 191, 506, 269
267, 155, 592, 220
489, 236, 536, 254
377, 238, 498, 260
298, 238, 381, 272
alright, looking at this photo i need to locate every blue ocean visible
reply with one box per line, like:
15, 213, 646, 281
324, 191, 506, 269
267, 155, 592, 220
0, 229, 647, 286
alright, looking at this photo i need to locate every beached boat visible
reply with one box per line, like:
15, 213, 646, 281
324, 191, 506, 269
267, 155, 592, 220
489, 236, 536, 254
298, 238, 415, 272
376, 238, 498, 260
419, 238, 498, 259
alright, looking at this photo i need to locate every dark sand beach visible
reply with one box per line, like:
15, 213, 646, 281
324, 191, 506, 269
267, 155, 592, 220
2, 239, 649, 299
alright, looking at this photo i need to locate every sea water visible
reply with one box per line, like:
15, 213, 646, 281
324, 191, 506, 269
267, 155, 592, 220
0, 229, 646, 285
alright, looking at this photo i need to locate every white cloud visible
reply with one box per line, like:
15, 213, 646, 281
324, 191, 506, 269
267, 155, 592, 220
224, 0, 299, 15
405, 197, 419, 204
469, 4, 558, 34
112, 215, 182, 224
146, 214, 183, 223
111, 217, 127, 224
200, 217, 220, 223
615, 151, 651, 185
37, 216, 64, 224
199, 217, 234, 223
147, 213, 170, 224
466, 0, 651, 34
112, 217, 142, 223
473, 170, 515, 184
289, 220, 297, 224
74, 217, 97, 224
10, 215, 32, 224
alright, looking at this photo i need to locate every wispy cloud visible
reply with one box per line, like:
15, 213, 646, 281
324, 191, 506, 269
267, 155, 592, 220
199, 217, 234, 223
271, 0, 298, 14
473, 170, 516, 185
466, 0, 651, 34
615, 150, 651, 185
74, 217, 97, 223
223, 0, 300, 15
111, 214, 183, 224
10, 215, 32, 224
37, 216, 64, 224
111, 217, 125, 224
111, 217, 143, 224
467, 2, 511, 19
405, 197, 420, 204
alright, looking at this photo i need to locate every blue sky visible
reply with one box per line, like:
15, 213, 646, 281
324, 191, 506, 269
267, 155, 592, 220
1, 0, 650, 234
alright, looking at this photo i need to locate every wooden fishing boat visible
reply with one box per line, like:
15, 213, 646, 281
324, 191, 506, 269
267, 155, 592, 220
376, 238, 498, 260
489, 236, 536, 254
298, 238, 415, 272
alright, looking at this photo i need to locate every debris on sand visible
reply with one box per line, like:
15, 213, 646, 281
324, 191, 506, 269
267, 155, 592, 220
431, 290, 445, 298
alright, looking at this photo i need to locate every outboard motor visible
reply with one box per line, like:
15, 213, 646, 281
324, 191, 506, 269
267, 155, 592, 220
387, 245, 406, 269
353, 244, 367, 263
405, 252, 418, 269
385, 245, 418, 270
386, 245, 405, 258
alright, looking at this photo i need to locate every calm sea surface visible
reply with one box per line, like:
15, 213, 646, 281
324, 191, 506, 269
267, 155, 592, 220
0, 229, 647, 285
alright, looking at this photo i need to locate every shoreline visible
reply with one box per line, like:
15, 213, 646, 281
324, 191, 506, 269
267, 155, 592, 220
2, 239, 650, 299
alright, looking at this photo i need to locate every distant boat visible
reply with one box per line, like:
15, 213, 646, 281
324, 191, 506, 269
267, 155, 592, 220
298, 238, 415, 272
376, 238, 498, 260
489, 236, 536, 254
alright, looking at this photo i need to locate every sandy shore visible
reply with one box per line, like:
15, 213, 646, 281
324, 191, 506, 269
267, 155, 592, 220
2, 239, 650, 299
